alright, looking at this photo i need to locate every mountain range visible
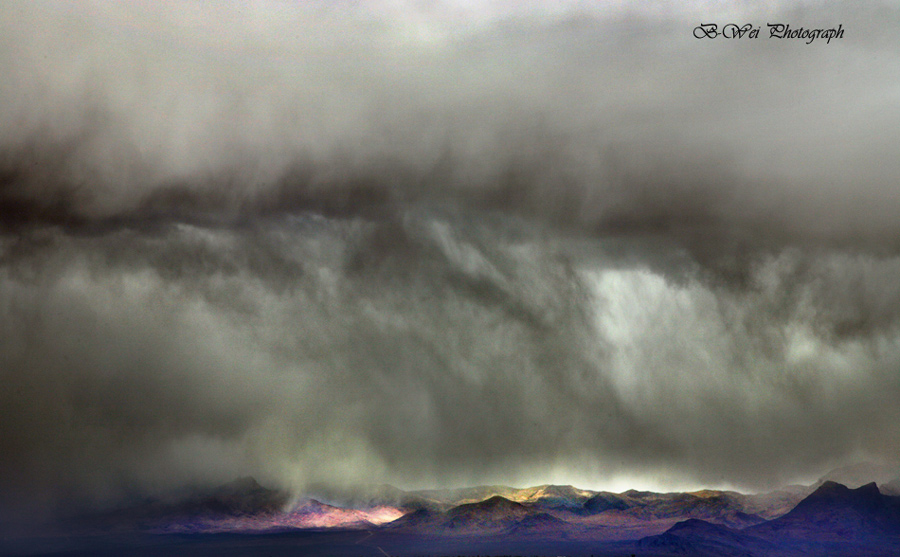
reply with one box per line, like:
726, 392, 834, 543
4, 464, 900, 556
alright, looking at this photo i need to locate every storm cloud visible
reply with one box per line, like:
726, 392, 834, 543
1, 0, 899, 513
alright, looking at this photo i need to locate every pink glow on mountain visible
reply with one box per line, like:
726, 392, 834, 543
156, 500, 406, 533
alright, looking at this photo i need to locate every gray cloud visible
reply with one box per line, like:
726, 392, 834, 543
1, 0, 900, 512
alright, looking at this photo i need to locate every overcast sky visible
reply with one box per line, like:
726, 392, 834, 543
1, 0, 899, 513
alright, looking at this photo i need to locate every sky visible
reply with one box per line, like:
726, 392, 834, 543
1, 0, 900, 513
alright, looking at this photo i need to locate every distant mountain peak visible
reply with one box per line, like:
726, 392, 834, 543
478, 495, 519, 506
748, 478, 900, 541
623, 489, 653, 498
449, 495, 525, 515
811, 480, 851, 495
817, 462, 899, 489
441, 495, 535, 530
806, 480, 881, 502
638, 517, 760, 553
858, 482, 881, 495
667, 517, 733, 534
582, 492, 629, 513
290, 498, 336, 511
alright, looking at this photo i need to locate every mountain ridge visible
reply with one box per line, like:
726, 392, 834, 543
40, 471, 900, 556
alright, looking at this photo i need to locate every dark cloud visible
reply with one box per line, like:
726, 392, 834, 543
1, 1, 899, 512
